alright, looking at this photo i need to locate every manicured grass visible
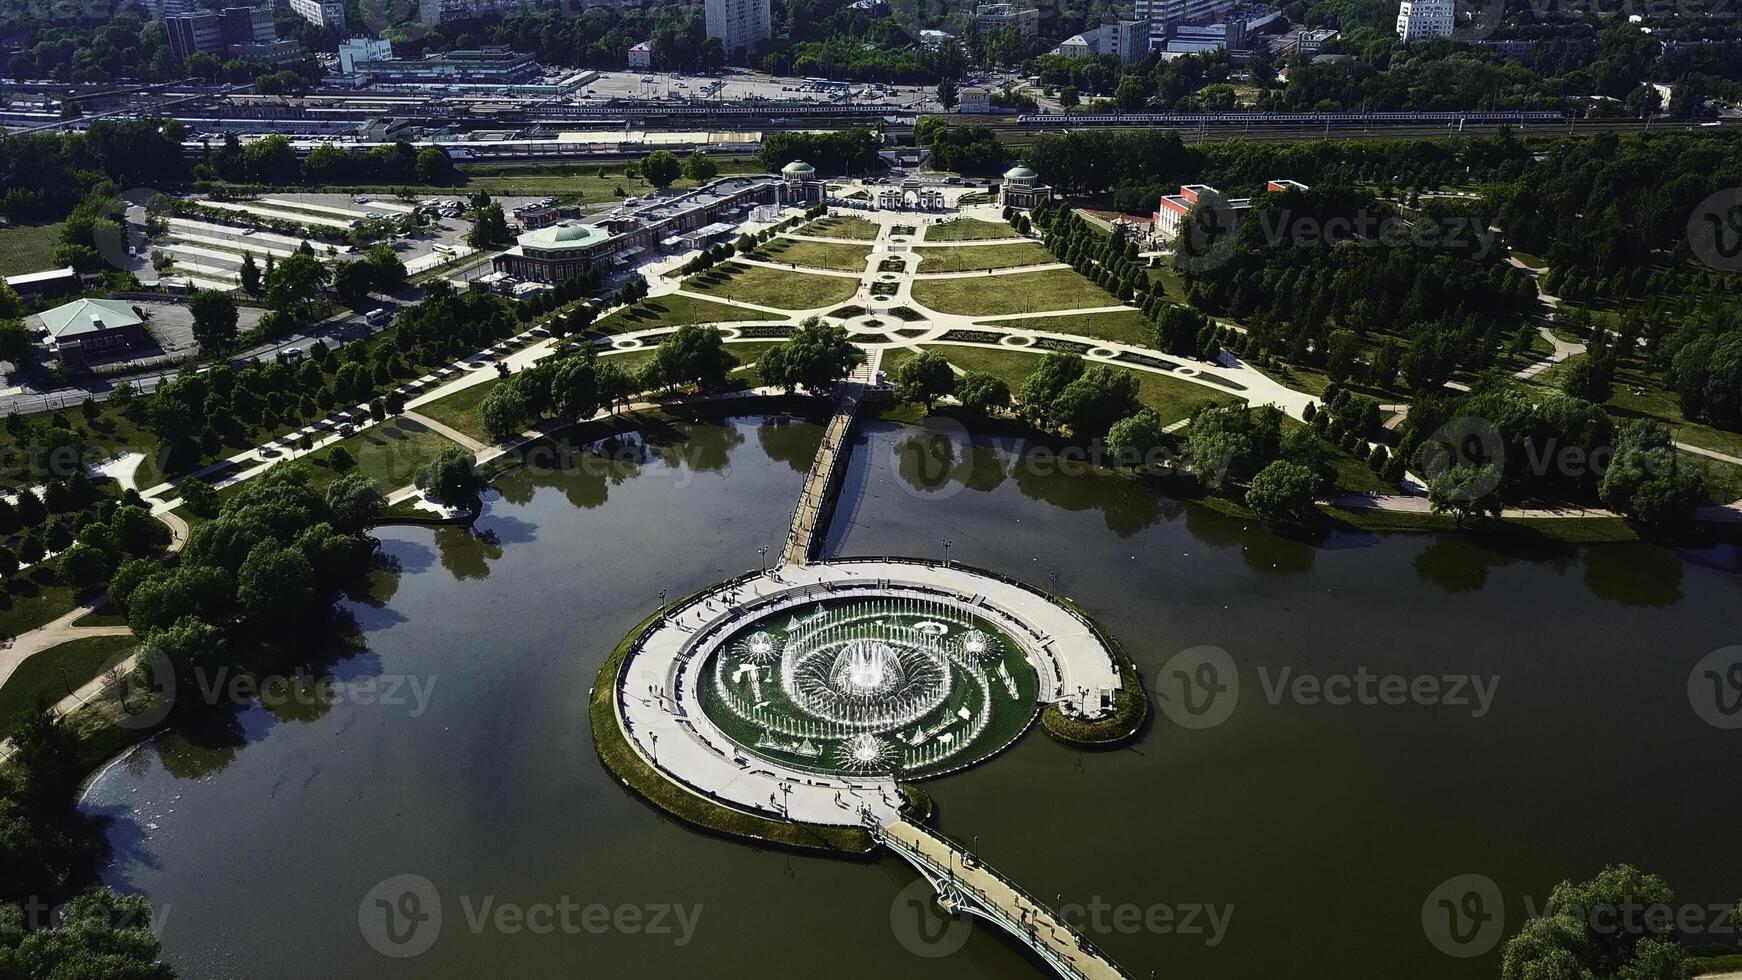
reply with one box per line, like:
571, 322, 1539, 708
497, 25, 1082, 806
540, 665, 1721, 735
594, 294, 776, 334
752, 238, 873, 272
799, 214, 881, 240
299, 417, 463, 493
911, 268, 1121, 317
0, 220, 63, 274
923, 218, 1017, 242
414, 379, 500, 445
0, 634, 136, 734
919, 344, 1238, 427
913, 242, 1057, 273
0, 573, 84, 640
981, 310, 1156, 347
688, 262, 860, 311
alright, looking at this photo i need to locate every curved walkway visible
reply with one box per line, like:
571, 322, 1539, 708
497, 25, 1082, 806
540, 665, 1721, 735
614, 559, 1125, 830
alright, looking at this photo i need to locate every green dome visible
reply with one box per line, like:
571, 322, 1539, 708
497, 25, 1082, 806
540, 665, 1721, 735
782, 160, 816, 176
553, 223, 590, 241
1003, 165, 1038, 182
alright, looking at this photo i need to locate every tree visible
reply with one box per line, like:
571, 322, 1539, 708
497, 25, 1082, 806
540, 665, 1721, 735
325, 473, 386, 535
58, 541, 115, 593
759, 318, 864, 393
1426, 464, 1503, 528
1246, 461, 1319, 524
331, 260, 375, 304
1598, 420, 1702, 524
1561, 355, 1615, 404
236, 539, 318, 629
1106, 408, 1166, 467
937, 77, 959, 110
415, 146, 455, 184
1500, 865, 1684, 980
265, 252, 328, 318
415, 446, 486, 509
1051, 366, 1141, 442
362, 242, 407, 291
0, 319, 32, 367
1018, 352, 1086, 428
641, 150, 682, 189
955, 372, 1010, 416
467, 204, 512, 248
653, 324, 738, 391
478, 382, 528, 442
239, 251, 261, 295
893, 350, 955, 411
189, 289, 239, 352
683, 151, 718, 184
327, 446, 356, 474
0, 887, 173, 978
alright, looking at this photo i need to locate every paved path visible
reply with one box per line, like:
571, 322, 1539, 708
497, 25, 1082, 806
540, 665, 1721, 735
782, 384, 863, 565
402, 409, 489, 454
0, 605, 131, 689
614, 559, 1125, 832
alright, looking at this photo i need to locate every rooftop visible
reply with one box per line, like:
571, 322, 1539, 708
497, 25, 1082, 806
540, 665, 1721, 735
518, 221, 613, 249
36, 298, 143, 340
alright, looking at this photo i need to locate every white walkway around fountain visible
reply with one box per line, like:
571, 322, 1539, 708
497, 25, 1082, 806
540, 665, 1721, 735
613, 558, 1125, 830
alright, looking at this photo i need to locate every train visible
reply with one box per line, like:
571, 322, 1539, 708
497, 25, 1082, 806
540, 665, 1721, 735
1014, 110, 1569, 126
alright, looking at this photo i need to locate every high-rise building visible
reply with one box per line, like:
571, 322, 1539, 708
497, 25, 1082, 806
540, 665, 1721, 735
165, 12, 224, 61
338, 36, 393, 73
288, 0, 346, 30
218, 5, 275, 46
1133, 0, 1235, 26
1053, 19, 1150, 62
975, 3, 1039, 38
704, 0, 771, 57
1396, 0, 1453, 40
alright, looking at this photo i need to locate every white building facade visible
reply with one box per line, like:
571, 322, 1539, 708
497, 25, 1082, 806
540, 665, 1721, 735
1396, 0, 1454, 40
704, 0, 772, 57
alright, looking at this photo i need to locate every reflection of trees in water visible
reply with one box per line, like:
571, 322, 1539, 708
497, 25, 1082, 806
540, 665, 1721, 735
1007, 448, 1166, 537
435, 526, 502, 581
756, 416, 821, 473
1411, 536, 1514, 594
1583, 544, 1683, 608
1177, 503, 1314, 574
656, 419, 744, 475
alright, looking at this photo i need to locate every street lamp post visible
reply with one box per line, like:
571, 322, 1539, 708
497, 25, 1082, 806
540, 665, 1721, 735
942, 538, 952, 566
758, 546, 768, 573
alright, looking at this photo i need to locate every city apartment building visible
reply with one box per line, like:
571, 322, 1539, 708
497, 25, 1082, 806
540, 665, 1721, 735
1396, 0, 1453, 40
628, 41, 653, 68
704, 0, 772, 56
167, 6, 300, 64
1133, 0, 1235, 26
1054, 19, 1150, 62
975, 3, 1039, 37
288, 0, 346, 29
338, 36, 393, 73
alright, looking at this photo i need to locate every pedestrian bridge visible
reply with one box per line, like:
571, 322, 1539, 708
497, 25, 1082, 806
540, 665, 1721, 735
875, 819, 1133, 980
781, 382, 864, 565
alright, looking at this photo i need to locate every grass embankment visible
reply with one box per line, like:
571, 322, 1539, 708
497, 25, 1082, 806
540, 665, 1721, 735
923, 218, 1018, 242
217, 417, 462, 503
0, 634, 136, 733
0, 220, 63, 273
590, 604, 879, 855
911, 268, 1120, 316
914, 344, 1237, 428
688, 262, 860, 311
1039, 595, 1147, 748
913, 243, 1057, 273
751, 238, 872, 272
798, 215, 881, 240
979, 310, 1156, 347
594, 294, 776, 334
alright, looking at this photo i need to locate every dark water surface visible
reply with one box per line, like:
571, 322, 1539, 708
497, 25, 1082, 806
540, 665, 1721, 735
81, 416, 1742, 979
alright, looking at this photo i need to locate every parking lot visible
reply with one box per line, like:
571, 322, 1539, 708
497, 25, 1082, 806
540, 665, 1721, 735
573, 68, 957, 107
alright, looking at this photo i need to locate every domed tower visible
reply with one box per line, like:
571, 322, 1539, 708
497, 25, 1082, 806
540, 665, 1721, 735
999, 165, 1051, 210
780, 159, 819, 205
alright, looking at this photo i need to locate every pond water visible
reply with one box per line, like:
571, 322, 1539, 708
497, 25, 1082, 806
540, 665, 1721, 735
81, 415, 1742, 979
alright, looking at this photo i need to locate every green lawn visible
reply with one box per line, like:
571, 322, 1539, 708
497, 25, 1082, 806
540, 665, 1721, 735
752, 238, 873, 272
0, 634, 137, 734
913, 243, 1057, 273
688, 263, 860, 311
0, 573, 84, 640
0, 221, 63, 274
594, 294, 778, 334
299, 417, 463, 493
924, 218, 1017, 242
981, 310, 1156, 347
916, 344, 1238, 427
911, 268, 1120, 317
800, 215, 882, 240
415, 380, 500, 444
